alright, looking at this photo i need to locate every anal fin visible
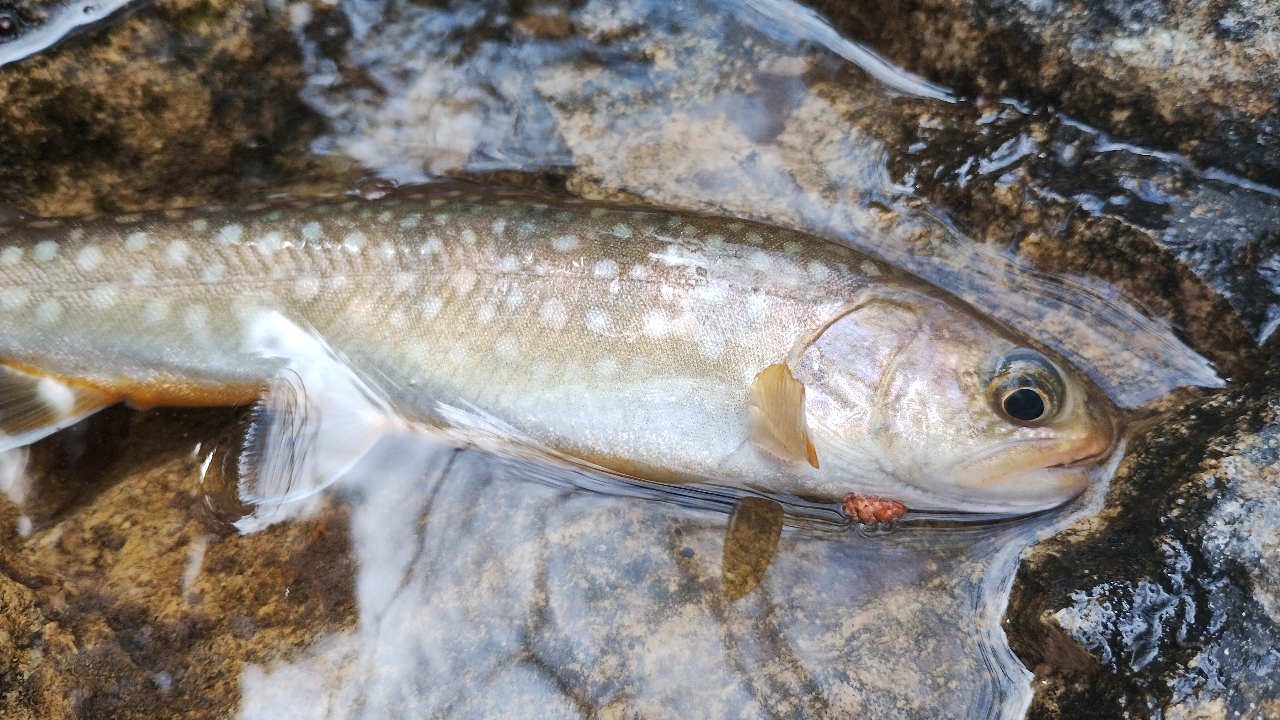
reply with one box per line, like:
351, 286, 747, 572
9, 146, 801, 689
0, 364, 119, 452
748, 363, 819, 469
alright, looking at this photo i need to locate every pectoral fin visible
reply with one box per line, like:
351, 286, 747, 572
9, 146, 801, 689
0, 364, 119, 452
747, 363, 819, 469
721, 496, 784, 600
234, 312, 400, 524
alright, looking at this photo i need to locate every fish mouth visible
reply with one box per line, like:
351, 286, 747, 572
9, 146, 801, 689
950, 433, 1115, 491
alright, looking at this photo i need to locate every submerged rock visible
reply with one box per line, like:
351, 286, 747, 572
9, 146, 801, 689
1008, 349, 1280, 718
0, 409, 359, 720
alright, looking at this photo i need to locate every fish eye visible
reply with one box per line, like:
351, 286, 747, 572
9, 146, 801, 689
987, 349, 1066, 426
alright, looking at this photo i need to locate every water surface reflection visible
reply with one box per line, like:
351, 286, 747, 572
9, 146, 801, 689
233, 437, 1115, 719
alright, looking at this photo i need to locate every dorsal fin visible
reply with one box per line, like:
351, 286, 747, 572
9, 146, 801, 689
0, 364, 119, 452
721, 496, 784, 600
747, 363, 819, 469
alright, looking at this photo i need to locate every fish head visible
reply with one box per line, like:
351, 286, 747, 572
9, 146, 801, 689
793, 288, 1118, 514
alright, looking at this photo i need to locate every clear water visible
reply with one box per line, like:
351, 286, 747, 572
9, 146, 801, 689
0, 0, 1229, 717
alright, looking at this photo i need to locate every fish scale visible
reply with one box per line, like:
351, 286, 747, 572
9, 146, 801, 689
0, 185, 1116, 523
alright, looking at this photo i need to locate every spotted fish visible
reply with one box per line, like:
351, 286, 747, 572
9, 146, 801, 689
0, 185, 1117, 538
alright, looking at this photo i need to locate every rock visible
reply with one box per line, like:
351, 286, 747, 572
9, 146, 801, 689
1007, 347, 1280, 718
0, 409, 360, 719
0, 0, 330, 215
809, 0, 1280, 189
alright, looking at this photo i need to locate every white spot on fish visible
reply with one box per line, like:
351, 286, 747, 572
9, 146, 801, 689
343, 231, 366, 253
292, 276, 320, 301
189, 218, 208, 232
593, 259, 619, 278
125, 232, 149, 252
0, 287, 29, 310
505, 288, 525, 309
406, 341, 430, 364
167, 241, 190, 267
450, 269, 478, 294
185, 305, 209, 339
389, 310, 406, 327
400, 215, 420, 229
132, 268, 155, 285
705, 234, 725, 249
643, 309, 670, 338
113, 213, 143, 224
218, 225, 244, 245
143, 298, 171, 324
449, 343, 468, 363
589, 208, 607, 219
91, 285, 119, 309
491, 219, 507, 237
377, 211, 393, 222
68, 229, 84, 242
33, 378, 76, 418
74, 245, 103, 272
540, 298, 568, 330
784, 242, 803, 254
552, 235, 579, 252
0, 247, 20, 265
860, 260, 882, 277
34, 298, 62, 325
33, 241, 58, 262
36, 378, 75, 416
301, 222, 323, 242
750, 251, 772, 271
496, 255, 520, 272
585, 308, 611, 334
201, 263, 226, 282
612, 225, 632, 239
378, 242, 396, 262
422, 235, 443, 254
747, 295, 769, 321
476, 302, 497, 325
745, 232, 763, 245
257, 231, 283, 254
595, 356, 618, 380
460, 229, 477, 245
807, 260, 830, 280
628, 264, 650, 280
421, 295, 443, 319
495, 335, 519, 360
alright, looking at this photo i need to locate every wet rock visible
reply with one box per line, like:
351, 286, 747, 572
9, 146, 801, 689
0, 0, 331, 215
0, 409, 359, 719
810, 0, 1280, 189
1007, 348, 1280, 718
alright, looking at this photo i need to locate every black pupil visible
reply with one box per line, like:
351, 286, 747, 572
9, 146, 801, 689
1003, 388, 1045, 422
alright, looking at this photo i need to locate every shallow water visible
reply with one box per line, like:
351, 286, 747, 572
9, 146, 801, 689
230, 438, 1117, 720
0, 0, 1245, 717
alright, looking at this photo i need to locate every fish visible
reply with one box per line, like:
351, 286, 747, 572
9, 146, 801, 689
0, 184, 1117, 542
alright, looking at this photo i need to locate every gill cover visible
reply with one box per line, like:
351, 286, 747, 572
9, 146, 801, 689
793, 288, 1117, 514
